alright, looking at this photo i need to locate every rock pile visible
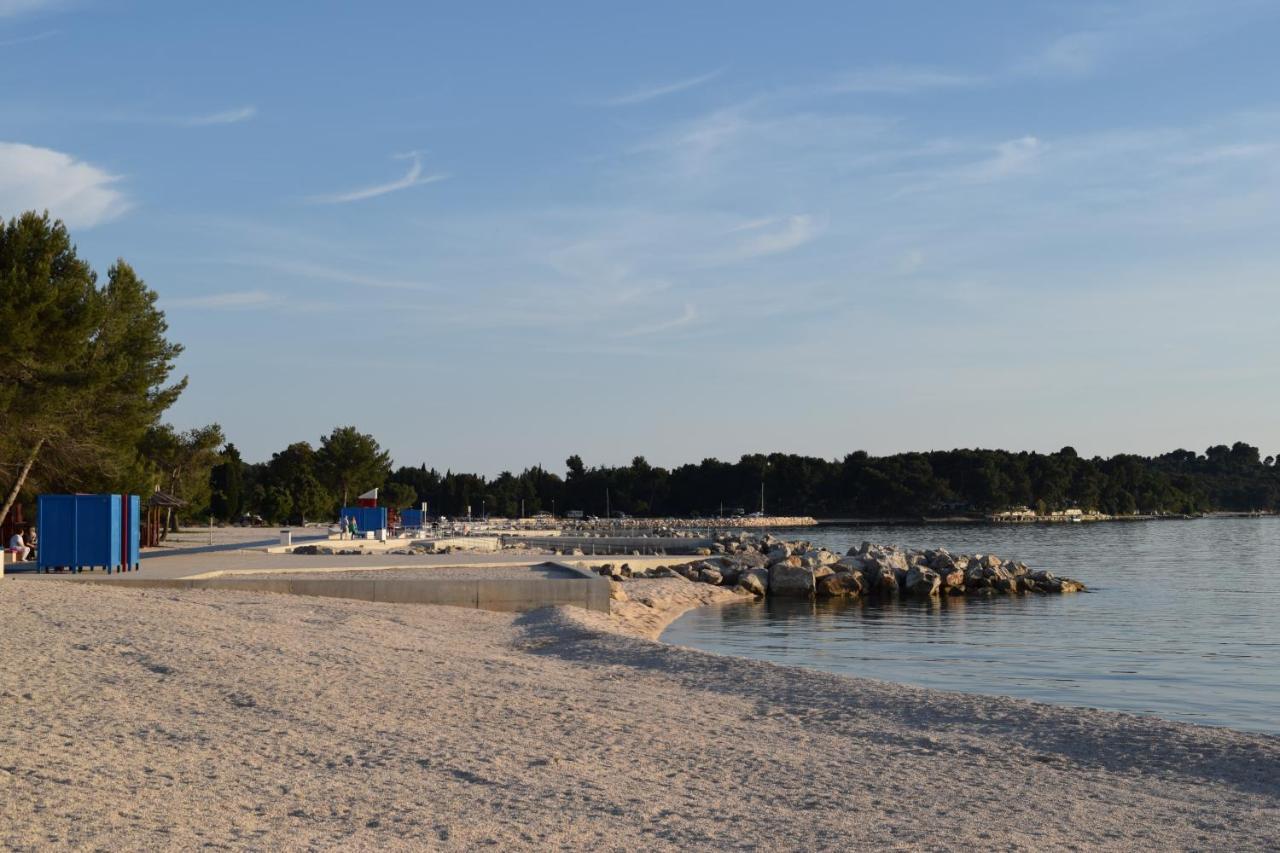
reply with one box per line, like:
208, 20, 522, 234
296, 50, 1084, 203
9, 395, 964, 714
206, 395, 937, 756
593, 533, 1086, 600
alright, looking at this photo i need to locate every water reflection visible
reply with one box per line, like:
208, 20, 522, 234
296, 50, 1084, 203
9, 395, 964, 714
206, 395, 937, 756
661, 518, 1280, 734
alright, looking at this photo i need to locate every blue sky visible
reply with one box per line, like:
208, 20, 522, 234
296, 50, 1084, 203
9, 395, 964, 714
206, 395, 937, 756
4, 0, 1280, 473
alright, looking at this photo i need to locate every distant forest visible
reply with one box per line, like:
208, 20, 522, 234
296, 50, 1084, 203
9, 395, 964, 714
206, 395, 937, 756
376, 443, 1279, 521
206, 438, 1280, 524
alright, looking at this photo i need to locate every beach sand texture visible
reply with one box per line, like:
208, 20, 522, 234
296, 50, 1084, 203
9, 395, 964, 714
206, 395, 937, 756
1, 579, 1277, 851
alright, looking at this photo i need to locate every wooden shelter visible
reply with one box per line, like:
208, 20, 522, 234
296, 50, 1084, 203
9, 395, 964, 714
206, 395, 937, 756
144, 490, 186, 548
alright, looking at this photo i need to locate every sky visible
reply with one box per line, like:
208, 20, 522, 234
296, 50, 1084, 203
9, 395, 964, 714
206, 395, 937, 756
3, 0, 1280, 475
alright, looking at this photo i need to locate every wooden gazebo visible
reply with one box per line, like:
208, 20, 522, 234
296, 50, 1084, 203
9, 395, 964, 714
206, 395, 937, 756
144, 490, 186, 547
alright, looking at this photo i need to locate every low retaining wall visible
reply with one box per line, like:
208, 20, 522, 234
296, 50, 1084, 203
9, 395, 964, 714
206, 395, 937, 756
507, 536, 716, 554
69, 562, 611, 613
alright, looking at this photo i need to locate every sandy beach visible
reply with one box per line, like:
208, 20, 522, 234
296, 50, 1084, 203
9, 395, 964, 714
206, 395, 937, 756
1, 578, 1277, 851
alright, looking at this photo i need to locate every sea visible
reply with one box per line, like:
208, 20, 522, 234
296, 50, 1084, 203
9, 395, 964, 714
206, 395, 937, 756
661, 518, 1280, 734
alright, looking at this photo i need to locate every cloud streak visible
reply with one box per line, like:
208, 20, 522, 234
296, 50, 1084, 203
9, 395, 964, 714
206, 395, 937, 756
0, 141, 128, 228
0, 0, 55, 17
620, 303, 698, 336
0, 28, 57, 45
709, 214, 821, 264
602, 68, 723, 106
829, 66, 984, 94
167, 290, 275, 308
228, 257, 437, 293
310, 153, 447, 204
183, 105, 257, 126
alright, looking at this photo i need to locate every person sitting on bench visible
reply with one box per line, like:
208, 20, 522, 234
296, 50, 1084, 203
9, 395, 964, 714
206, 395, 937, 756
8, 530, 31, 562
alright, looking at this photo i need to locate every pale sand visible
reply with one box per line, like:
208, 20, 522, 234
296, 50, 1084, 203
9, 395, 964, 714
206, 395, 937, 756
1, 580, 1277, 851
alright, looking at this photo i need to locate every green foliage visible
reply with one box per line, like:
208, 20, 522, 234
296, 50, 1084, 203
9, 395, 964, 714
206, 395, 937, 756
315, 426, 391, 506
366, 444, 1280, 519
255, 442, 334, 524
140, 423, 225, 522
380, 481, 418, 511
209, 443, 245, 521
0, 213, 186, 523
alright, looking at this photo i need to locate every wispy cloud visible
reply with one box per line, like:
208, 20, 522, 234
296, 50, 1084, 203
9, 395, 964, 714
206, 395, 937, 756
0, 28, 57, 45
0, 141, 129, 227
620, 303, 698, 337
829, 66, 984, 94
1018, 0, 1270, 79
309, 152, 447, 204
183, 105, 257, 126
709, 214, 821, 264
167, 290, 275, 309
0, 0, 56, 17
957, 136, 1042, 182
601, 68, 724, 106
227, 257, 437, 293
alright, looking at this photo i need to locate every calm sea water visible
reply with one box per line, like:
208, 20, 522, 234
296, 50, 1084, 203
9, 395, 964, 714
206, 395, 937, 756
661, 518, 1280, 734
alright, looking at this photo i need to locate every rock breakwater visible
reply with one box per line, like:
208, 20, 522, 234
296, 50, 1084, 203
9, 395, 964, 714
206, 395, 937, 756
593, 533, 1086, 600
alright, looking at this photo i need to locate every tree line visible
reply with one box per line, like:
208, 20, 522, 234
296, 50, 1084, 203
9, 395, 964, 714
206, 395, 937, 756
197, 440, 1280, 525
4, 212, 1279, 528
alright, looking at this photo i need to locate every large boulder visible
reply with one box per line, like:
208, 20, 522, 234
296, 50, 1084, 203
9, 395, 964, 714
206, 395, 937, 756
861, 545, 909, 574
716, 564, 743, 586
964, 567, 991, 590
833, 556, 867, 573
940, 567, 966, 592
765, 543, 793, 564
803, 548, 840, 568
724, 551, 768, 569
816, 571, 865, 598
738, 568, 768, 597
769, 563, 816, 598
929, 550, 957, 572
862, 565, 900, 597
904, 566, 942, 597
698, 568, 723, 586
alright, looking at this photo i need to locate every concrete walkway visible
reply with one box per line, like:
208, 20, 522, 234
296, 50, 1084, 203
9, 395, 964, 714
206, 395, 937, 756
3, 527, 715, 614
10, 550, 591, 582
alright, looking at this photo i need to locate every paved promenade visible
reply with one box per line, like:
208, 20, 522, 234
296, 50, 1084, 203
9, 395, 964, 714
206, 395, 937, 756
6, 528, 563, 581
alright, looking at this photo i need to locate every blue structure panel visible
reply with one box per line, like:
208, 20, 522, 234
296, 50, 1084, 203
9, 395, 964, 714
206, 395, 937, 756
37, 495, 77, 568
400, 509, 425, 529
339, 506, 387, 534
128, 495, 141, 567
38, 493, 139, 573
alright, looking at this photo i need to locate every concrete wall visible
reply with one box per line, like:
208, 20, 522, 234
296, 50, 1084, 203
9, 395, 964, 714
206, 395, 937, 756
509, 535, 715, 554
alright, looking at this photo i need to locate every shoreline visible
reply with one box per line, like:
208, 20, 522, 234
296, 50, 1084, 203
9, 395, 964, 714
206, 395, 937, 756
2, 580, 1276, 849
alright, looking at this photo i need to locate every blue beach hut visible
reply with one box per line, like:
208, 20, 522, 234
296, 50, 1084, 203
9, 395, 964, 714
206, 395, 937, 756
37, 494, 141, 574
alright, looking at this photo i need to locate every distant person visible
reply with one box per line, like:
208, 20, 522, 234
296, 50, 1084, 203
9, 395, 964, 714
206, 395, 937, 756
8, 530, 30, 562
26, 527, 36, 560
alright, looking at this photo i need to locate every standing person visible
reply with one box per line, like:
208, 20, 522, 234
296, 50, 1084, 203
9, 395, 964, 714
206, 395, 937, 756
8, 529, 30, 562
26, 526, 37, 561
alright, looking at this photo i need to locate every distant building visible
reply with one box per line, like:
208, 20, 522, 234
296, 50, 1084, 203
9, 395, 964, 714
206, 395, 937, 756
990, 507, 1036, 522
